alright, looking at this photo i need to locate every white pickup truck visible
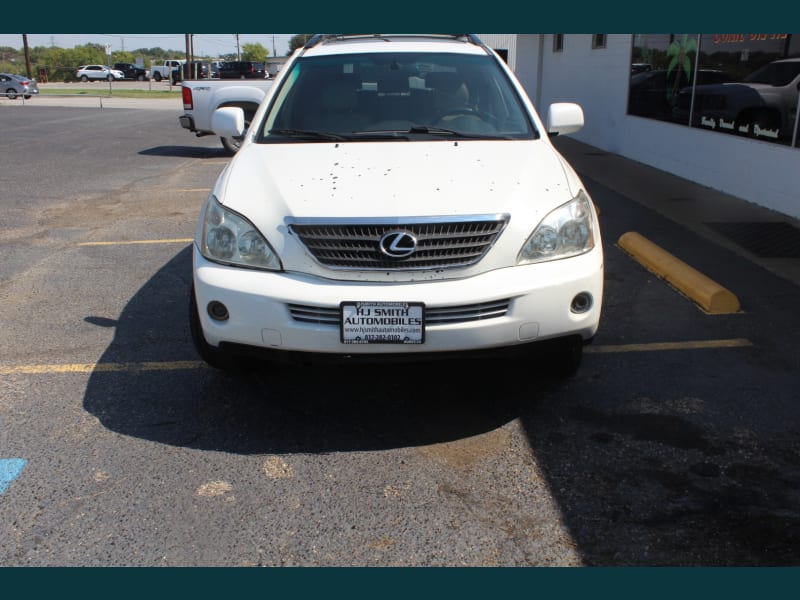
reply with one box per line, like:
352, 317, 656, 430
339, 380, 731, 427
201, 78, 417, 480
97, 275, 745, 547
178, 78, 273, 154
151, 59, 185, 82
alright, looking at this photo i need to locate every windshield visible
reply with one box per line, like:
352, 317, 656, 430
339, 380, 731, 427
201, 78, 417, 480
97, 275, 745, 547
257, 51, 536, 141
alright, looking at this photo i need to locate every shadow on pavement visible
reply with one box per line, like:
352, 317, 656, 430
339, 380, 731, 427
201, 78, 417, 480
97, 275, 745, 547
82, 246, 528, 455
138, 145, 229, 159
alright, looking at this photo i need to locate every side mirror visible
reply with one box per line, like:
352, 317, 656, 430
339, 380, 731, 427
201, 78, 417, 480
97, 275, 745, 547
212, 106, 246, 139
546, 102, 584, 136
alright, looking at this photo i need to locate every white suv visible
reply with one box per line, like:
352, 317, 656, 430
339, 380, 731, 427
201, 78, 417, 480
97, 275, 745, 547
76, 64, 124, 82
191, 34, 604, 375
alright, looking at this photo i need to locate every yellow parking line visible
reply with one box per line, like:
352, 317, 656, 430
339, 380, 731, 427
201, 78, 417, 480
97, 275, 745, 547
78, 239, 193, 246
586, 338, 752, 353
0, 361, 204, 375
0, 339, 752, 375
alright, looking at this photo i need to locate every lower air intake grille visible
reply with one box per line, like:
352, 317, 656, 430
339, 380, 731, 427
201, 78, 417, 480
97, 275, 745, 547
288, 299, 511, 326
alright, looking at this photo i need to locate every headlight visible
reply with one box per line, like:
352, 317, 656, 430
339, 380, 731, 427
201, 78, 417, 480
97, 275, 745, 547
199, 194, 281, 270
517, 190, 595, 264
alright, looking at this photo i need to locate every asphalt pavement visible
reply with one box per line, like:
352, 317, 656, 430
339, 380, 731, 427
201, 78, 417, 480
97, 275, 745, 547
2, 96, 799, 567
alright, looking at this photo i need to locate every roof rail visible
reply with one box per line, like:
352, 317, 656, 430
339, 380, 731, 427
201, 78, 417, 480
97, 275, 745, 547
303, 34, 487, 50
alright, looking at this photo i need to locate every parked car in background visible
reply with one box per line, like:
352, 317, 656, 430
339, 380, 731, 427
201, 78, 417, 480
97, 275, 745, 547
1, 73, 39, 99
75, 65, 124, 82
171, 61, 210, 84
191, 34, 603, 376
113, 62, 150, 81
179, 77, 273, 153
150, 59, 185, 82
218, 61, 267, 79
210, 61, 224, 78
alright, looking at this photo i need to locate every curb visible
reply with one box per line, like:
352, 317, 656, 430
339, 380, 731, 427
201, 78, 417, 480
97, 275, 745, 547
617, 231, 741, 314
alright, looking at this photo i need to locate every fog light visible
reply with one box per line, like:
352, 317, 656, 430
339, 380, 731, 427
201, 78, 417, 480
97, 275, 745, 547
570, 292, 592, 314
207, 301, 229, 321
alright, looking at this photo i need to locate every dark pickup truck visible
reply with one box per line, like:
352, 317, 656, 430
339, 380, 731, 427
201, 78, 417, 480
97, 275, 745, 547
113, 63, 150, 81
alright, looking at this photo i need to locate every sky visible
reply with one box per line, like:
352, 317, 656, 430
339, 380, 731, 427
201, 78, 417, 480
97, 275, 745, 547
0, 34, 298, 58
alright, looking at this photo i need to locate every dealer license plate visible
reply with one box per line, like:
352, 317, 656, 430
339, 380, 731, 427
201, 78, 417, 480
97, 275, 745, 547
340, 301, 425, 344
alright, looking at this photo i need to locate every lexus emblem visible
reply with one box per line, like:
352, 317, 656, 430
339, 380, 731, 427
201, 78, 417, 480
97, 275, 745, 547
379, 231, 417, 258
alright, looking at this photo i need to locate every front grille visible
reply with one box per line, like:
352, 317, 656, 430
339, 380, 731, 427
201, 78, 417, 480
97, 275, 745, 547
288, 215, 508, 270
288, 299, 511, 326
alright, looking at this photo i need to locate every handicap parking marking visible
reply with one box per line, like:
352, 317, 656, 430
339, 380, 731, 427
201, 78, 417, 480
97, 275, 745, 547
0, 458, 27, 494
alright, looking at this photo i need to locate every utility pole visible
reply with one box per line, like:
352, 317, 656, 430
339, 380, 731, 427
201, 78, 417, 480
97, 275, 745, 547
271, 35, 276, 57
22, 33, 32, 79
235, 34, 240, 60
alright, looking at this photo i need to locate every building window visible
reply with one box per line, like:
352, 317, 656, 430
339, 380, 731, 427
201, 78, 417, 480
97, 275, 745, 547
628, 33, 800, 148
553, 34, 564, 52
592, 34, 607, 49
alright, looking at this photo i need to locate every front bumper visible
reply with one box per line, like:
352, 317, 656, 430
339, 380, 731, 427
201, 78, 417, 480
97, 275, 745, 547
193, 245, 604, 357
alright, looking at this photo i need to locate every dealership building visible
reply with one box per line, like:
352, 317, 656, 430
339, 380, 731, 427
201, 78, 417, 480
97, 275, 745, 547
479, 34, 800, 220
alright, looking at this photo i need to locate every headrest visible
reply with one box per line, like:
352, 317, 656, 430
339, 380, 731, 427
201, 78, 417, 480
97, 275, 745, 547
426, 71, 469, 107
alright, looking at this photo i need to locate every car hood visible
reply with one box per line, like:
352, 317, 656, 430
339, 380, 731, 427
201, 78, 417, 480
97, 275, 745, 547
217, 139, 579, 220
209, 139, 591, 279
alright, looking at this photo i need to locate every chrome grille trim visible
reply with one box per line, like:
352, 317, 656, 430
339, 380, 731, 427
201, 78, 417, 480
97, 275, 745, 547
288, 299, 511, 326
287, 214, 509, 270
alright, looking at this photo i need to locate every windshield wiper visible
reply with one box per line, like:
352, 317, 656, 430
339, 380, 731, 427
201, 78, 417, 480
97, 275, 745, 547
347, 130, 411, 140
269, 128, 348, 141
407, 126, 513, 140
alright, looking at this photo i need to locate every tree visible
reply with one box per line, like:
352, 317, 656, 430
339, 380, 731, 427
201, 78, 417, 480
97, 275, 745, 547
241, 42, 268, 62
111, 51, 136, 64
288, 34, 314, 55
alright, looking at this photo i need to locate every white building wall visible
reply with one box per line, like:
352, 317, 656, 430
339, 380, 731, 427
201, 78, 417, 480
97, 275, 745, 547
506, 34, 800, 220
477, 34, 518, 71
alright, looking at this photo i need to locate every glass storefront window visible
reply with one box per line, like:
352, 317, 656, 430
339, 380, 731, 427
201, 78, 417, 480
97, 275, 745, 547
629, 34, 800, 148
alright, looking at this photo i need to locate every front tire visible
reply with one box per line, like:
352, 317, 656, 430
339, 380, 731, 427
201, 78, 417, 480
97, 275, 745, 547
528, 337, 584, 379
137, 74, 145, 81
547, 339, 584, 378
107, 74, 114, 82
5, 88, 17, 100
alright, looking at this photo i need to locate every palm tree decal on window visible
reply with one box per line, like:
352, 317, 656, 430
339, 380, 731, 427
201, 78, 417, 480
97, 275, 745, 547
666, 34, 697, 106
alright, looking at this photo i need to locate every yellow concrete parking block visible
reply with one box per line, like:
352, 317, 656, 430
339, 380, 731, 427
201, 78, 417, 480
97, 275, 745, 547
618, 231, 741, 314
